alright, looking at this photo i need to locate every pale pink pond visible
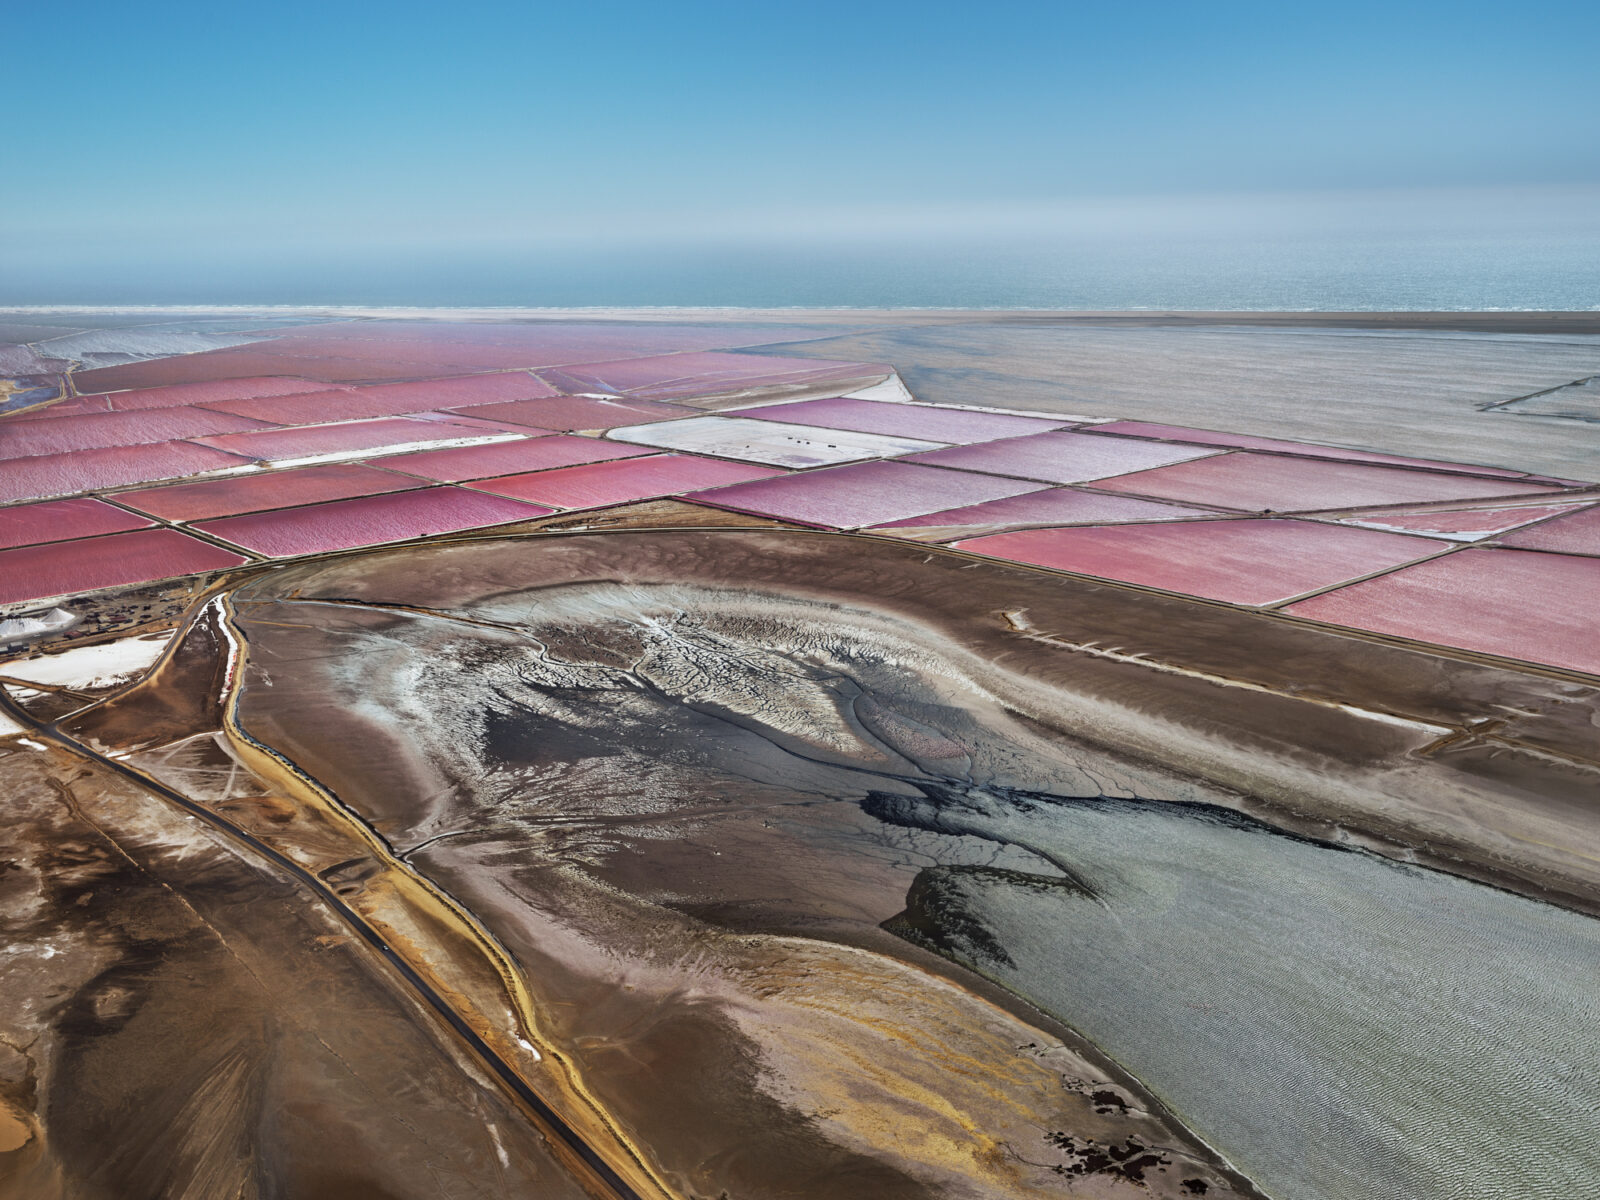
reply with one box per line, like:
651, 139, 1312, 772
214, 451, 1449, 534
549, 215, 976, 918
870, 488, 1212, 535
1287, 547, 1600, 674
0, 442, 253, 504
0, 497, 153, 550
194, 487, 550, 558
32, 377, 341, 416
114, 463, 425, 522
539, 351, 888, 400
905, 431, 1221, 484
198, 373, 559, 423
733, 397, 1064, 444
686, 461, 1046, 528
1096, 453, 1568, 512
1338, 501, 1598, 541
466, 454, 783, 509
0, 406, 272, 460
380, 435, 652, 483
956, 519, 1442, 605
450, 395, 698, 431
0, 528, 248, 605
192, 417, 503, 463
1498, 504, 1600, 555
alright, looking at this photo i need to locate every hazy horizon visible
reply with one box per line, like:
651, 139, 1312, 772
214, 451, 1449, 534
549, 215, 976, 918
8, 1, 1597, 308
6, 184, 1597, 310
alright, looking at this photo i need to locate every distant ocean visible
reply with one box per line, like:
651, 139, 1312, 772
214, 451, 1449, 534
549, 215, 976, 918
8, 215, 1599, 312
441, 231, 1599, 310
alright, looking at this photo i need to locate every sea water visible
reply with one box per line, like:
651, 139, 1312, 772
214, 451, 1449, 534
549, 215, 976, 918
6, 224, 1598, 310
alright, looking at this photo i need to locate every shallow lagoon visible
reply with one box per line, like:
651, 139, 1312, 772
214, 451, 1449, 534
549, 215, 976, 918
888, 789, 1600, 1200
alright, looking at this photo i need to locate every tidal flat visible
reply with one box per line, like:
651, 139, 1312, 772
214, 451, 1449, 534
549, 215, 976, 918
6, 523, 1598, 1198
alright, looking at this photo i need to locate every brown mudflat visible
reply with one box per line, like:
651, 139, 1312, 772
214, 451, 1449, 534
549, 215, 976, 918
6, 524, 1597, 1199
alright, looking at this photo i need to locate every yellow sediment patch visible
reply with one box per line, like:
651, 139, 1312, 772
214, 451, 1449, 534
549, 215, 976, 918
199, 595, 677, 1200
726, 942, 1093, 1192
0, 1102, 34, 1153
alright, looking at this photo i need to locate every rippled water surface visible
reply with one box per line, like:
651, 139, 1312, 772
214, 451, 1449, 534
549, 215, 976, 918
894, 793, 1600, 1200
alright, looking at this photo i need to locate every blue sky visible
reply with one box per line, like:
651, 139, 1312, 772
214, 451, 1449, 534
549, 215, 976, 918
6, 0, 1598, 301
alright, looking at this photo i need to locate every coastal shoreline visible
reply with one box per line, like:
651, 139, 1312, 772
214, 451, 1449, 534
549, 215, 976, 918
4, 305, 1600, 336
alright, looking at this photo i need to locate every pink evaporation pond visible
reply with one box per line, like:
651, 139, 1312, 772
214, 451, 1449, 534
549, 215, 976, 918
0, 528, 248, 606
1340, 501, 1598, 541
686, 461, 1047, 529
0, 497, 153, 551
1089, 420, 1544, 481
539, 351, 889, 400
0, 406, 272, 461
404, 411, 556, 436
191, 417, 504, 463
450, 395, 698, 431
732, 397, 1065, 445
199, 373, 558, 423
0, 442, 253, 504
29, 377, 342, 416
4, 396, 111, 421
466, 454, 784, 509
869, 488, 1212, 534
904, 431, 1221, 484
381, 435, 653, 483
1287, 548, 1600, 675
193, 487, 550, 558
113, 463, 425, 522
1498, 503, 1600, 555
191, 388, 402, 425
955, 519, 1442, 606
1095, 452, 1569, 512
